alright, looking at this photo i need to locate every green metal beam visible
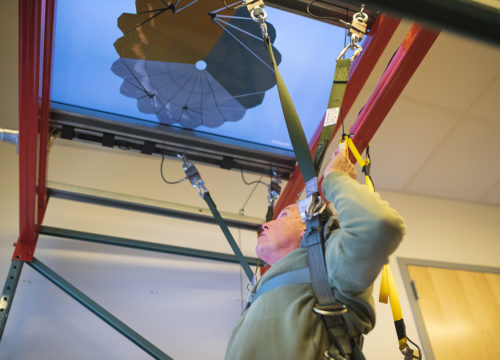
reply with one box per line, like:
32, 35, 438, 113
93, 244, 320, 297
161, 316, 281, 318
28, 258, 172, 360
40, 226, 261, 266
0, 260, 24, 340
47, 181, 263, 232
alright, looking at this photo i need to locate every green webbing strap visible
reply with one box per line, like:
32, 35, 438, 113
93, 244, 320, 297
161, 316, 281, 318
263, 33, 357, 359
203, 192, 254, 282
313, 59, 351, 174
264, 38, 316, 185
265, 38, 351, 184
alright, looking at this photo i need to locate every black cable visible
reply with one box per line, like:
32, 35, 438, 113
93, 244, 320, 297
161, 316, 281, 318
160, 151, 186, 184
406, 336, 422, 360
306, 0, 350, 27
240, 168, 268, 186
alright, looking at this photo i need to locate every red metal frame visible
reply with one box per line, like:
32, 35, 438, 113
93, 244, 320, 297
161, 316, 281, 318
14, 0, 54, 262
38, 0, 56, 225
274, 14, 401, 215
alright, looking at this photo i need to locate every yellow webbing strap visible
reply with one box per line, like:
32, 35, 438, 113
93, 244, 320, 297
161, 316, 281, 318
340, 136, 408, 352
343, 136, 375, 193
379, 265, 408, 350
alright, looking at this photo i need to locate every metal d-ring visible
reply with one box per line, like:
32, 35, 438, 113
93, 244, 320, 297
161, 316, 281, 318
313, 303, 348, 316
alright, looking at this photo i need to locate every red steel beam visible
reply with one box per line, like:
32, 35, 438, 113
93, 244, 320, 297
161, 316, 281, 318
38, 0, 56, 225
274, 13, 401, 216
14, 0, 54, 261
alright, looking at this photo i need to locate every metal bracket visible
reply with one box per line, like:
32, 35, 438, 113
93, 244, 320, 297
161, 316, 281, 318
337, 5, 368, 61
249, 1, 268, 39
179, 154, 208, 197
0, 129, 19, 153
267, 177, 282, 207
297, 191, 325, 222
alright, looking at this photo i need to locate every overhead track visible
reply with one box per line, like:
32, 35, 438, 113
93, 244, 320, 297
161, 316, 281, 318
335, 0, 500, 46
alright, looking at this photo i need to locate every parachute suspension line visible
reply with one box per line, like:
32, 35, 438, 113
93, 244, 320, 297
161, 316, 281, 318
126, 5, 174, 35
119, 59, 154, 98
218, 90, 266, 102
212, 17, 273, 72
220, 0, 245, 12
175, 0, 199, 14
214, 14, 255, 21
213, 17, 264, 42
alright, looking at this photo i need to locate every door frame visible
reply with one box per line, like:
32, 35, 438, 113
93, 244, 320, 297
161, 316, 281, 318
397, 257, 500, 360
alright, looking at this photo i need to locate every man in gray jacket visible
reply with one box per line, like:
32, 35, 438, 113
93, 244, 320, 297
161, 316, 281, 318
225, 145, 406, 359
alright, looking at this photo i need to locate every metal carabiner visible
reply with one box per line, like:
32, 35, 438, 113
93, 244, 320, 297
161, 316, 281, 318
179, 153, 208, 198
250, 6, 268, 39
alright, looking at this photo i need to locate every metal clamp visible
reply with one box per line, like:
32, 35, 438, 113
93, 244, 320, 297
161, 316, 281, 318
267, 177, 281, 207
0, 128, 19, 153
402, 345, 420, 360
297, 193, 326, 222
178, 154, 207, 197
250, 5, 268, 39
313, 303, 348, 316
337, 5, 368, 61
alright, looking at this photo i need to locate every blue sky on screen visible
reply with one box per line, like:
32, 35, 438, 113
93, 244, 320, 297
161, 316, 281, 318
51, 0, 348, 152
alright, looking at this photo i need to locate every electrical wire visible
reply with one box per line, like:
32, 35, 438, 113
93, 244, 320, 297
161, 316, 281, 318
240, 168, 268, 186
306, 0, 350, 27
160, 151, 186, 184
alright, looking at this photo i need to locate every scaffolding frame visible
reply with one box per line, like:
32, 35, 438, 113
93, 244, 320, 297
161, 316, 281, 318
1, 0, 440, 358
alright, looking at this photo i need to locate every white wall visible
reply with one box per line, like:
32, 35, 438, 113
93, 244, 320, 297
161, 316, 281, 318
364, 190, 500, 359
1, 138, 499, 359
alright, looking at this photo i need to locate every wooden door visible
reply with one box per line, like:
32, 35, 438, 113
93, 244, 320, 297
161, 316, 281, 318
407, 264, 500, 360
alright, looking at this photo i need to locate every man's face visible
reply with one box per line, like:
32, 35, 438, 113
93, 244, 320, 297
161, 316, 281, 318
256, 204, 306, 265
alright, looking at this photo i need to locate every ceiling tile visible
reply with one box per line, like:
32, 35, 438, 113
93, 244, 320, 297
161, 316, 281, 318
395, 30, 500, 113
364, 20, 414, 89
480, 179, 500, 206
468, 70, 500, 123
367, 95, 460, 190
405, 116, 500, 201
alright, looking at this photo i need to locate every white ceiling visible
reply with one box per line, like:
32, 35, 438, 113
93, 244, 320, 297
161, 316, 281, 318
1, 2, 499, 207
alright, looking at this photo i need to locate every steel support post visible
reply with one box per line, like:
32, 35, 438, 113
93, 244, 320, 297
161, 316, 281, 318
15, 0, 42, 261
274, 13, 401, 215
0, 261, 24, 340
38, 0, 56, 226
40, 226, 261, 266
28, 258, 172, 360
15, 0, 53, 261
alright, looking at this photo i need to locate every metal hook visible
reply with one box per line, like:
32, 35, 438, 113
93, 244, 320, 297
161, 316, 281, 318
179, 153, 208, 197
250, 6, 268, 39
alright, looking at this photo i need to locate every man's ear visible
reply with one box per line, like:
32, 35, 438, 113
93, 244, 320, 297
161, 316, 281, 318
300, 228, 306, 238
